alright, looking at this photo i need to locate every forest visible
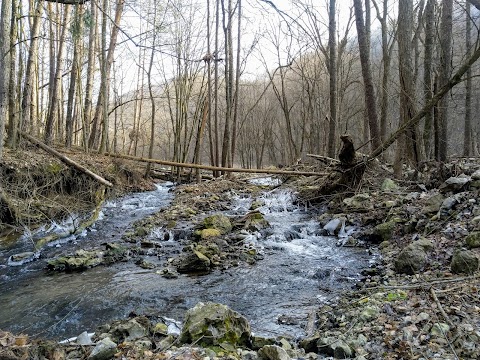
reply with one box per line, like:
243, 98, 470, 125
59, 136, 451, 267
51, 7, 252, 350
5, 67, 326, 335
1, 0, 479, 174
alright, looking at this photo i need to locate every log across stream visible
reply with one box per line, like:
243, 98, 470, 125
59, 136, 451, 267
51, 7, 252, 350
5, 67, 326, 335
0, 181, 372, 340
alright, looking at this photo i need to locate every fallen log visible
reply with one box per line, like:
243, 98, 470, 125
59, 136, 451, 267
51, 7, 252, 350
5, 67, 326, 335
105, 153, 327, 177
20, 131, 113, 187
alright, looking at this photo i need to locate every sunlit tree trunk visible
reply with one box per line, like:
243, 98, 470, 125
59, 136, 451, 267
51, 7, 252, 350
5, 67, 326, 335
145, 4, 157, 178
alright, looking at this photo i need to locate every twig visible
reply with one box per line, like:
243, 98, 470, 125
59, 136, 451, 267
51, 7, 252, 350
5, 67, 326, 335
429, 287, 455, 329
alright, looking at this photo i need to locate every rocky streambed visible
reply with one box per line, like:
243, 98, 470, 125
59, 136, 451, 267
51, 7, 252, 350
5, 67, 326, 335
2, 158, 480, 360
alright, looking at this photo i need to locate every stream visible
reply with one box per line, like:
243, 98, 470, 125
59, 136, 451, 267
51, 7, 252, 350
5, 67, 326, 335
0, 181, 372, 340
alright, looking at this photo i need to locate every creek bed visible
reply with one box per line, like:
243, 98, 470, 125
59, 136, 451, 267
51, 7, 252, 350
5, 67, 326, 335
0, 181, 372, 340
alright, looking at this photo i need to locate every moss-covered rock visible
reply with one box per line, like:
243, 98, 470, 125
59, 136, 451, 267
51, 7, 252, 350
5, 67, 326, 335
179, 302, 251, 347
394, 239, 433, 274
465, 231, 480, 248
202, 214, 232, 234
450, 248, 479, 274
373, 220, 397, 242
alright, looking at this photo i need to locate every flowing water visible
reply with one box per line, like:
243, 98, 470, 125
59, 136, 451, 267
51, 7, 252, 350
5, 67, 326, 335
0, 181, 372, 340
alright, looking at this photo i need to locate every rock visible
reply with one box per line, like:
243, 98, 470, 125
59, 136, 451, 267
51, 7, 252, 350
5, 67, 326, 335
199, 228, 221, 239
88, 337, 117, 360
299, 335, 320, 353
134, 226, 149, 237
450, 248, 479, 274
359, 306, 380, 321
465, 231, 480, 248
422, 193, 445, 214
317, 337, 353, 358
441, 196, 458, 212
258, 345, 291, 360
174, 249, 211, 274
251, 336, 276, 350
471, 169, 480, 180
77, 331, 94, 345
179, 302, 251, 347
113, 319, 148, 342
381, 178, 399, 192
439, 175, 471, 193
431, 323, 450, 337
323, 218, 342, 235
202, 214, 232, 234
373, 220, 397, 242
343, 193, 373, 211
394, 238, 433, 274
7, 251, 40, 266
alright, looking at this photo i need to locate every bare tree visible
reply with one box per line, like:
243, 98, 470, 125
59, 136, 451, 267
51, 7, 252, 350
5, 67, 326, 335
0, 0, 12, 158
437, 0, 452, 161
464, 1, 472, 156
353, 0, 381, 150
423, 0, 435, 158
327, 0, 337, 158
45, 5, 71, 145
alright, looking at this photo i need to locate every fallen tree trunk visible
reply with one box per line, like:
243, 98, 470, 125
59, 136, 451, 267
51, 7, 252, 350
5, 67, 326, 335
20, 131, 113, 187
368, 43, 480, 161
105, 153, 327, 177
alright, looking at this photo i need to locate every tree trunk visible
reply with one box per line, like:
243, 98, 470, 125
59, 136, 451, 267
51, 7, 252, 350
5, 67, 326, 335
6, 0, 17, 148
0, 0, 12, 158
353, 0, 381, 150
437, 0, 452, 161
230, 0, 242, 167
394, 0, 420, 176
66, 4, 83, 148
327, 0, 337, 158
423, 0, 435, 158
464, 1, 472, 157
82, 0, 97, 151
45, 5, 71, 145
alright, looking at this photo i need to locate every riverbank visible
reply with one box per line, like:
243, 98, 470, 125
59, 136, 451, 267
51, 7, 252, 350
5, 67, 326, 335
1, 150, 480, 359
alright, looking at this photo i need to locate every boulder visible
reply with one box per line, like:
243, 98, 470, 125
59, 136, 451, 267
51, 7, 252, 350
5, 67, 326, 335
88, 337, 117, 360
373, 220, 397, 242
471, 169, 480, 180
175, 249, 211, 274
394, 238, 433, 274
317, 337, 353, 358
422, 193, 445, 214
179, 302, 251, 347
465, 232, 480, 248
258, 345, 291, 360
450, 249, 479, 275
439, 175, 471, 193
202, 214, 232, 234
342, 193, 373, 211
381, 178, 399, 192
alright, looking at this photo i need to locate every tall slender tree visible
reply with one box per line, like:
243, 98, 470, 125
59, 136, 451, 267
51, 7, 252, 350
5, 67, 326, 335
327, 0, 337, 158
437, 0, 452, 161
353, 0, 381, 150
464, 1, 472, 156
0, 0, 12, 158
